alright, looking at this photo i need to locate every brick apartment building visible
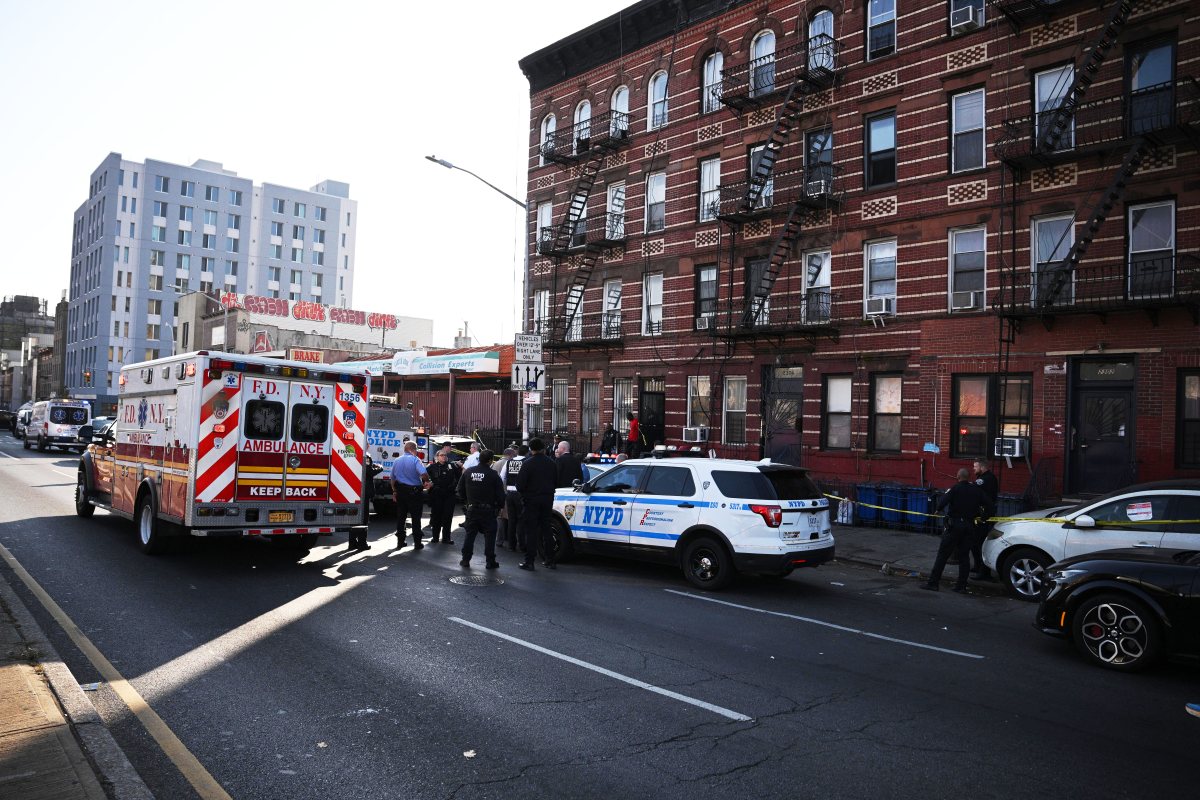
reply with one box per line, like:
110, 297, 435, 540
518, 0, 1200, 500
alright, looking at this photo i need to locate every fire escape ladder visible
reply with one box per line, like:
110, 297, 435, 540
742, 203, 805, 327
552, 147, 611, 338
1039, 136, 1151, 308
1037, 0, 1138, 154
741, 78, 810, 212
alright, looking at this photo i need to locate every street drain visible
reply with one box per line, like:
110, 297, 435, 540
449, 574, 504, 586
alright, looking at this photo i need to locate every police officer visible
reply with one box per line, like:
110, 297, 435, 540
391, 441, 431, 549
456, 449, 505, 569
514, 437, 558, 571
970, 458, 999, 580
554, 440, 584, 488
600, 422, 618, 455
922, 468, 994, 593
500, 445, 527, 551
425, 449, 461, 545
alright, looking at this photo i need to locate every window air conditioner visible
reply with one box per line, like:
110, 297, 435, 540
865, 296, 894, 316
695, 315, 712, 330
993, 437, 1027, 458
951, 290, 980, 310
805, 179, 831, 197
683, 426, 710, 443
950, 5, 979, 31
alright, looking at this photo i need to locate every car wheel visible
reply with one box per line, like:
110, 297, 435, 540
1000, 547, 1052, 601
1072, 593, 1162, 672
75, 472, 95, 518
136, 495, 165, 554
682, 536, 735, 591
549, 517, 575, 563
36, 436, 46, 452
23, 435, 30, 450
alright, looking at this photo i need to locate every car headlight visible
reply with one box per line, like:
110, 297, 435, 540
1045, 568, 1088, 583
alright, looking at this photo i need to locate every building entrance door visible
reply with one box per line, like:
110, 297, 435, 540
639, 378, 665, 451
762, 366, 804, 464
1068, 359, 1136, 495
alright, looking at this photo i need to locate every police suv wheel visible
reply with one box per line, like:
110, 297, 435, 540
137, 496, 164, 554
682, 536, 734, 591
22, 436, 29, 450
75, 473, 94, 518
550, 517, 575, 562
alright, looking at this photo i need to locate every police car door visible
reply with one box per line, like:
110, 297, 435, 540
284, 381, 333, 501
629, 464, 701, 550
570, 463, 648, 545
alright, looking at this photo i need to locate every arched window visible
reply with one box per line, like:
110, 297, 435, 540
610, 86, 629, 136
648, 71, 668, 130
808, 10, 835, 72
540, 114, 557, 163
574, 100, 592, 152
702, 51, 723, 113
750, 30, 776, 96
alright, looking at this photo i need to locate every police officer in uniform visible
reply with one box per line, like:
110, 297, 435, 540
922, 468, 995, 592
456, 449, 505, 569
970, 458, 999, 580
425, 449, 461, 545
514, 438, 558, 571
500, 445, 527, 551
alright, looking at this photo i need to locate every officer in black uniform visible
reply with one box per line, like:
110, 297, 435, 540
501, 445, 527, 551
514, 438, 559, 571
456, 449, 505, 569
922, 468, 995, 592
425, 449, 461, 544
970, 458, 999, 580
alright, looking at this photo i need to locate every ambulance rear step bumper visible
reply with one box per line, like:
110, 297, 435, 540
190, 527, 362, 538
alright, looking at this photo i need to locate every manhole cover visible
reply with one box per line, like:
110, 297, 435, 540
448, 574, 504, 586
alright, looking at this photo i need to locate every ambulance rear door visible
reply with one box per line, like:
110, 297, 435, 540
236, 375, 287, 502
283, 380, 333, 501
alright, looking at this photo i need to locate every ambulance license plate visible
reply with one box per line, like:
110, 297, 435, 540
268, 511, 294, 523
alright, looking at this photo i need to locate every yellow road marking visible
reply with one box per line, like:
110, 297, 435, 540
0, 542, 232, 800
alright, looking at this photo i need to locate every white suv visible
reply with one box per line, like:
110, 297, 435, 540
551, 457, 834, 590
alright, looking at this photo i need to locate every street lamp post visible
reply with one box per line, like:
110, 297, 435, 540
425, 155, 531, 445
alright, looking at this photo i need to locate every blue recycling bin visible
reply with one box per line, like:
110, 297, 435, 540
880, 484, 905, 529
855, 483, 879, 526
904, 487, 934, 532
995, 493, 1026, 520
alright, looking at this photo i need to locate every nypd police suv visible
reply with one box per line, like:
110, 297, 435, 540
551, 456, 834, 590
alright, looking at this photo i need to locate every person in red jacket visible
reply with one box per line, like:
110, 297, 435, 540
625, 411, 641, 458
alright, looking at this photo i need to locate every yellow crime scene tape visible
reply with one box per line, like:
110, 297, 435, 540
822, 493, 1200, 527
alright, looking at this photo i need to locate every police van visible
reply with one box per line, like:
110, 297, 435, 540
551, 457, 834, 590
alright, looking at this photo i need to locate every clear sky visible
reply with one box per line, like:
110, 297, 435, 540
0, 0, 632, 348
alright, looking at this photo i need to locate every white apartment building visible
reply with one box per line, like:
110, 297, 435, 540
65, 153, 358, 410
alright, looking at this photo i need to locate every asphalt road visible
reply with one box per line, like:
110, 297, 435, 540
0, 432, 1191, 799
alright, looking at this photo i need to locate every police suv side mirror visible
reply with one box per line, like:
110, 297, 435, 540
572, 479, 583, 491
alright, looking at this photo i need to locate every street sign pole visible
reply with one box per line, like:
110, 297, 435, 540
514, 334, 543, 446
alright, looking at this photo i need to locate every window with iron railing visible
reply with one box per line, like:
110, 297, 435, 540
749, 144, 775, 208
614, 378, 634, 435
1128, 41, 1175, 136
1128, 201, 1175, 299
1033, 215, 1074, 306
699, 157, 721, 222
643, 273, 663, 335
552, 379, 569, 431
702, 52, 723, 113
696, 264, 718, 324
808, 13, 835, 71
646, 172, 666, 232
603, 279, 622, 338
950, 227, 986, 309
1034, 65, 1075, 151
581, 379, 600, 435
566, 285, 583, 340
805, 250, 831, 324
750, 30, 776, 96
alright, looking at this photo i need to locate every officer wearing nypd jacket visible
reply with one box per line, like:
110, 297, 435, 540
455, 449, 505, 569
514, 438, 558, 570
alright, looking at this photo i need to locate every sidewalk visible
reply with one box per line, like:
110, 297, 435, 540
0, 567, 153, 800
831, 522, 1008, 596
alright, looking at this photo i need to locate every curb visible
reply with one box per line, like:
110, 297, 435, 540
835, 555, 1009, 597
0, 573, 155, 800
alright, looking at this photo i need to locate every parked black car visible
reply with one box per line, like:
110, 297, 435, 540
1035, 548, 1200, 672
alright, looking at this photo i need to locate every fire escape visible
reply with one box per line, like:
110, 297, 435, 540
994, 0, 1200, 329
713, 33, 845, 346
538, 111, 632, 352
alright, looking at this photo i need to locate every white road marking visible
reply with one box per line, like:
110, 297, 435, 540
449, 616, 753, 722
0, 450, 14, 459
664, 590, 985, 660
52, 469, 76, 479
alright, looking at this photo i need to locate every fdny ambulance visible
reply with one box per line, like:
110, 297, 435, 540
75, 351, 369, 553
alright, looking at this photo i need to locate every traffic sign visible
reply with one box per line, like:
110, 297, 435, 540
511, 362, 546, 391
514, 333, 542, 363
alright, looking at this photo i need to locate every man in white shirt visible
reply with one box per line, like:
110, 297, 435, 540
463, 442, 481, 470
